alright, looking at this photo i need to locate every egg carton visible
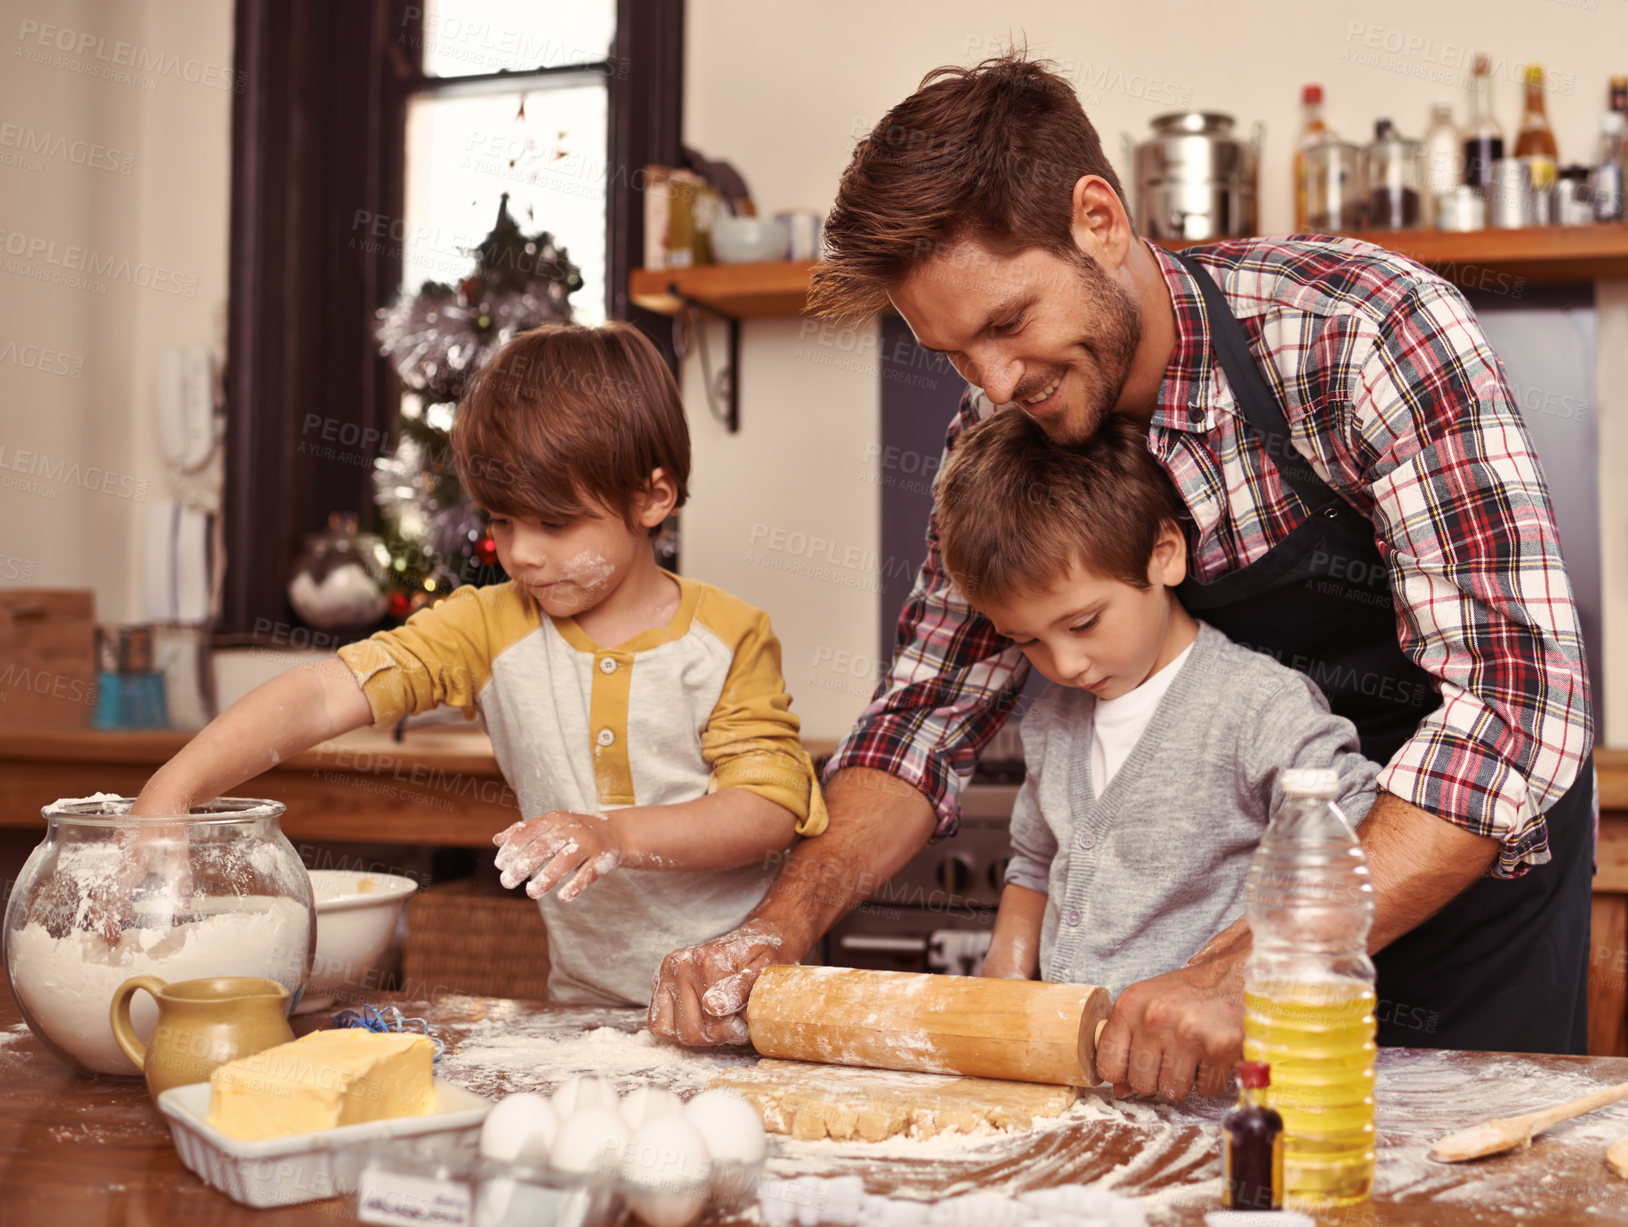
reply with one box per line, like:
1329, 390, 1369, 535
339, 1130, 762, 1227
759, 1175, 1151, 1227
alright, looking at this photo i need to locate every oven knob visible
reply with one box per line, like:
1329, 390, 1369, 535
988, 855, 1011, 891
935, 855, 974, 894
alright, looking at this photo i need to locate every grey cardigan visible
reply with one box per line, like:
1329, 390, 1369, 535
1005, 621, 1379, 996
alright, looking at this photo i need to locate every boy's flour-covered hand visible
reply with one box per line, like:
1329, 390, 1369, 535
494, 811, 625, 902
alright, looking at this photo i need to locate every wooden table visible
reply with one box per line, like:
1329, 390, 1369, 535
3, 980, 1627, 1226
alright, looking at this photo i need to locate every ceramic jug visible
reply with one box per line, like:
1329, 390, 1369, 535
109, 975, 294, 1098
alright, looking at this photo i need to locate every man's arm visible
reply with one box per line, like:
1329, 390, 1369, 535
1098, 793, 1499, 1100
647, 767, 935, 1045
649, 389, 1028, 1046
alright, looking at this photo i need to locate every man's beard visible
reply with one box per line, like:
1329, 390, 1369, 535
1028, 253, 1142, 445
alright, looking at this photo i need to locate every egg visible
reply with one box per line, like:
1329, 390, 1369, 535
479, 1091, 558, 1163
681, 1088, 767, 1166
620, 1084, 685, 1129
550, 1073, 618, 1119
683, 1088, 768, 1208
621, 1114, 713, 1227
548, 1104, 629, 1177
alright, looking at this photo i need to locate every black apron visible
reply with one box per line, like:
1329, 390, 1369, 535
1172, 253, 1593, 1054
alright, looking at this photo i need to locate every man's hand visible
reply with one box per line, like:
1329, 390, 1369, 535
647, 920, 791, 1046
1096, 950, 1245, 1102
647, 767, 938, 1048
493, 811, 626, 902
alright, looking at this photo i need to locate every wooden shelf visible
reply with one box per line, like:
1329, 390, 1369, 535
630, 227, 1628, 319
1167, 225, 1628, 286
630, 259, 820, 318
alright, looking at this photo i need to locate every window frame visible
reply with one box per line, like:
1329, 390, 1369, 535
220, 0, 682, 639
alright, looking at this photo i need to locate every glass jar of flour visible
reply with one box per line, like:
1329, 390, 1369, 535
3, 796, 315, 1076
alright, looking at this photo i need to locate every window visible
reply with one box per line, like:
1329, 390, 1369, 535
402, 1, 618, 321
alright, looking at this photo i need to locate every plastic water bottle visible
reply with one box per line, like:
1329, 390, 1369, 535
1242, 767, 1376, 1207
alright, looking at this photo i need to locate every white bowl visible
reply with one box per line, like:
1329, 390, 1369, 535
296, 870, 418, 1014
710, 216, 789, 264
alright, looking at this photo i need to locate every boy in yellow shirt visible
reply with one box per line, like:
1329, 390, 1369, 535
133, 322, 825, 1006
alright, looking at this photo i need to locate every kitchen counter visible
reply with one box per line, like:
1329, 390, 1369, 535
1, 731, 1624, 1054
3, 979, 1627, 1226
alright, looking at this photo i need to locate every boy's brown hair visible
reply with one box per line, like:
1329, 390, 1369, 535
937, 411, 1186, 607
453, 320, 689, 535
809, 50, 1126, 322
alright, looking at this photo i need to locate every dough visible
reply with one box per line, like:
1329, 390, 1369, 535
707, 1058, 1077, 1142
1608, 1135, 1628, 1179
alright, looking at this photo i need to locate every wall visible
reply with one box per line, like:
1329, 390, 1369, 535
0, 0, 234, 623
681, 0, 1628, 741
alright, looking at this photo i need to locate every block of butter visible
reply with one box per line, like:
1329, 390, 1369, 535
208, 1029, 437, 1141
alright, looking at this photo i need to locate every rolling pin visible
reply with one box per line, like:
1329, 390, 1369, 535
746, 965, 1112, 1088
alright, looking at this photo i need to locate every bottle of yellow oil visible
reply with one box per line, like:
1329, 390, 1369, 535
1242, 768, 1376, 1206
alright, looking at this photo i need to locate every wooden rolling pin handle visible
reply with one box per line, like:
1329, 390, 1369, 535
1074, 996, 1114, 1086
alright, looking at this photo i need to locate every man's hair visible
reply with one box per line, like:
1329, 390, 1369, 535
937, 411, 1185, 607
453, 321, 689, 535
809, 50, 1127, 321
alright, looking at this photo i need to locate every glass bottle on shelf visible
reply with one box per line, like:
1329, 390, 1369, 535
1365, 120, 1423, 230
1421, 102, 1461, 226
1611, 75, 1627, 116
1593, 112, 1626, 222
1293, 84, 1329, 232
1514, 65, 1559, 192
1463, 54, 1504, 194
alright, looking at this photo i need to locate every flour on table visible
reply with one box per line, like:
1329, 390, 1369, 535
436, 1012, 757, 1100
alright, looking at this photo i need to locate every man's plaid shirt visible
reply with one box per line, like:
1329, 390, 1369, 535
826, 236, 1593, 879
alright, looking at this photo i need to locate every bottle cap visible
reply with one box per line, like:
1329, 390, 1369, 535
1302, 84, 1323, 104
1280, 766, 1339, 797
1525, 65, 1544, 86
1235, 1061, 1271, 1089
1374, 119, 1393, 140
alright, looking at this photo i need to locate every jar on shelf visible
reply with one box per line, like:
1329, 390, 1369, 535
1363, 120, 1423, 229
1304, 139, 1365, 232
3, 796, 315, 1077
288, 511, 392, 630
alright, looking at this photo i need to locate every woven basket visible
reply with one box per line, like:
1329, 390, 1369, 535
402, 876, 551, 1002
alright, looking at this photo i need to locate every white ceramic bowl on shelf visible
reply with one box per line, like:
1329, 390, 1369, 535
710, 216, 790, 264
297, 869, 418, 1015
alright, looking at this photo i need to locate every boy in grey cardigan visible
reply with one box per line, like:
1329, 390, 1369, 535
936, 411, 1377, 997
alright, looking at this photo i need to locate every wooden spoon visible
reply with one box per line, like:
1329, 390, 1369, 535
1430, 1079, 1628, 1162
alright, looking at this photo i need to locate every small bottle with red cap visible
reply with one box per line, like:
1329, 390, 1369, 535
1223, 1060, 1284, 1210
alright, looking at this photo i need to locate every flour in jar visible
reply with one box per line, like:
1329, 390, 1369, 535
8, 896, 309, 1075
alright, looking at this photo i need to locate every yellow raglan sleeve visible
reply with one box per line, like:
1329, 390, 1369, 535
698, 595, 828, 838
335, 584, 515, 727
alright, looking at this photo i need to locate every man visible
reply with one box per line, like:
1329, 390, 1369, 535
649, 53, 1595, 1100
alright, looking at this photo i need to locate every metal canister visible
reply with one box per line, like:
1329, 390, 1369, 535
1555, 167, 1594, 225
1488, 159, 1533, 228
1433, 186, 1487, 231
1127, 112, 1261, 241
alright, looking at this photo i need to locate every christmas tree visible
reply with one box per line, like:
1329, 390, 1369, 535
371, 193, 583, 618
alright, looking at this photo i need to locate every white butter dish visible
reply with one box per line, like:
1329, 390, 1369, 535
157, 1079, 490, 1208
